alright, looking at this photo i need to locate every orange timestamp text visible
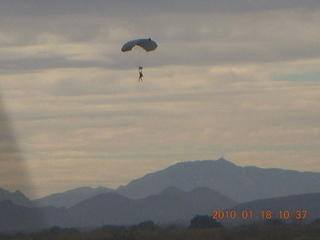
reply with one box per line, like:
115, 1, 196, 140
212, 210, 307, 220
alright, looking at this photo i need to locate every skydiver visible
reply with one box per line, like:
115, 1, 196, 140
138, 66, 143, 82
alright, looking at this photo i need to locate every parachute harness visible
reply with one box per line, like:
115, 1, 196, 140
138, 66, 143, 82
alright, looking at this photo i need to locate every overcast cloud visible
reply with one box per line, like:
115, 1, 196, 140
0, 0, 319, 198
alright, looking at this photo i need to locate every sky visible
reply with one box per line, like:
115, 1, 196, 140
0, 0, 319, 199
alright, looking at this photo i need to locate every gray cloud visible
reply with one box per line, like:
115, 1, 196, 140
1, 0, 319, 16
1, 3, 319, 75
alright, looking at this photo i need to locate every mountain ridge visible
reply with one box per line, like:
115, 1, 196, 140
0, 188, 34, 207
0, 186, 236, 231
5, 158, 320, 206
116, 158, 320, 202
1, 188, 319, 231
33, 186, 114, 208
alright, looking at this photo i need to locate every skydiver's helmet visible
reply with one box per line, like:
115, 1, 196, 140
139, 66, 143, 70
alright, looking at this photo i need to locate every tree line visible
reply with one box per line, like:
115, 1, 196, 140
1, 216, 320, 240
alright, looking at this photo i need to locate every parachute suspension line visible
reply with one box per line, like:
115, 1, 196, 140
138, 51, 143, 82
138, 49, 142, 69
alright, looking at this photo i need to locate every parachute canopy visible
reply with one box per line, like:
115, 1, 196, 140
121, 38, 158, 52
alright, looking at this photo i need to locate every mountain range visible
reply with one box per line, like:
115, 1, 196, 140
0, 186, 236, 231
116, 158, 320, 202
1, 186, 320, 232
30, 158, 320, 208
1, 158, 320, 231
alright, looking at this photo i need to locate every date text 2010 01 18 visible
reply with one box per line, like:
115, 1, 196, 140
212, 210, 307, 220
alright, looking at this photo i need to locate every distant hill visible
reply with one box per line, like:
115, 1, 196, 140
116, 158, 320, 202
69, 186, 237, 227
0, 188, 33, 207
33, 186, 114, 208
0, 186, 236, 231
0, 200, 51, 231
2, 186, 320, 232
222, 192, 320, 225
